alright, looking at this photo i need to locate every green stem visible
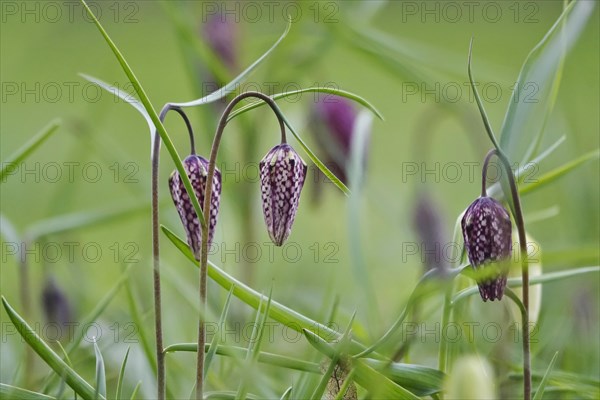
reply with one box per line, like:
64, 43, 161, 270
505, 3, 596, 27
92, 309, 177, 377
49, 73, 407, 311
151, 104, 197, 400
197, 91, 287, 400
485, 149, 531, 400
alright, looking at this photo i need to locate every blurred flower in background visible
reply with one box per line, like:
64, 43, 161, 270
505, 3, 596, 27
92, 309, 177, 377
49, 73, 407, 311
309, 96, 368, 198
201, 12, 238, 74
41, 276, 73, 338
412, 189, 449, 273
444, 355, 497, 399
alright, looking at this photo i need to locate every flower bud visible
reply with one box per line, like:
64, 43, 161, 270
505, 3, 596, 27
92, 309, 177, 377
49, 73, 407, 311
461, 196, 512, 301
169, 155, 221, 261
259, 144, 307, 246
444, 355, 497, 399
412, 190, 448, 272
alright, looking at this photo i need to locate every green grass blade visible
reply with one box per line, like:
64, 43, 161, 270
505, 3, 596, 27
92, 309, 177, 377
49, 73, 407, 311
80, 74, 153, 133
169, 20, 291, 108
533, 352, 560, 400
519, 150, 600, 195
78, 0, 207, 229
452, 266, 600, 304
0, 119, 60, 182
161, 225, 346, 345
116, 347, 130, 400
226, 87, 384, 122
93, 341, 106, 400
1, 296, 101, 400
354, 360, 420, 400
498, 1, 595, 161
279, 387, 293, 400
129, 381, 141, 400
0, 384, 56, 400
25, 203, 150, 240
204, 287, 235, 376
308, 313, 355, 400
164, 343, 319, 373
66, 266, 132, 354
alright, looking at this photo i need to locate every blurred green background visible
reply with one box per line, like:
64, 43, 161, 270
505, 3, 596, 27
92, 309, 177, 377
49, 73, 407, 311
1, 1, 598, 398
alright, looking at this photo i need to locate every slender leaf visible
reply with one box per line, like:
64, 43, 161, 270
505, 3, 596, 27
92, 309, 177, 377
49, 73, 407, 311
169, 20, 291, 107
452, 266, 600, 304
279, 387, 293, 400
93, 341, 106, 400
354, 360, 420, 400
0, 119, 61, 182
80, 74, 153, 133
533, 352, 560, 400
519, 150, 600, 195
0, 384, 56, 400
2, 296, 101, 400
499, 1, 595, 161
129, 381, 141, 400
116, 347, 130, 400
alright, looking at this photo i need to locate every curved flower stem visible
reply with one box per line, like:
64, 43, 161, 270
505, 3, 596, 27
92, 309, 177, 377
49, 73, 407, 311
484, 148, 531, 400
152, 104, 196, 400
481, 149, 499, 197
196, 91, 287, 400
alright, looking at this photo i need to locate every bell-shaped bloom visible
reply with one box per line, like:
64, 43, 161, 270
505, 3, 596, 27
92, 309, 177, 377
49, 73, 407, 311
412, 189, 448, 272
169, 155, 221, 260
259, 144, 307, 246
461, 196, 512, 301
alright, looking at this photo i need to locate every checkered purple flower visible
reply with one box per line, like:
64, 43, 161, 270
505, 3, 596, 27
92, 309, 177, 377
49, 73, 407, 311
260, 144, 307, 246
169, 155, 221, 261
461, 196, 512, 301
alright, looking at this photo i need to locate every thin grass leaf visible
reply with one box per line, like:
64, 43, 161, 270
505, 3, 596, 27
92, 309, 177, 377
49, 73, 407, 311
519, 150, 600, 195
204, 287, 234, 376
65, 266, 132, 354
1, 296, 100, 400
347, 111, 380, 333
533, 352, 560, 400
78, 0, 207, 229
499, 1, 595, 161
129, 381, 141, 400
80, 75, 153, 133
0, 119, 60, 182
93, 341, 106, 400
452, 266, 600, 304
116, 347, 130, 400
205, 392, 259, 400
279, 387, 293, 400
235, 288, 272, 400
308, 312, 355, 400
0, 384, 56, 400
25, 202, 150, 241
353, 360, 420, 400
169, 20, 291, 108
487, 135, 566, 198
226, 87, 384, 122
165, 343, 319, 373
0, 214, 19, 243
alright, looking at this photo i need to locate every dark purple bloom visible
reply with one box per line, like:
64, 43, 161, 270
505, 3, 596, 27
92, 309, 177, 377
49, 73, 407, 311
260, 144, 307, 246
42, 277, 73, 334
202, 13, 238, 73
412, 190, 447, 272
311, 96, 363, 185
461, 196, 512, 301
169, 155, 221, 261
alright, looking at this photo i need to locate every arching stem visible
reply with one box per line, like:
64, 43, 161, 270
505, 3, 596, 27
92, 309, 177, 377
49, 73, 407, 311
196, 91, 287, 400
152, 104, 196, 400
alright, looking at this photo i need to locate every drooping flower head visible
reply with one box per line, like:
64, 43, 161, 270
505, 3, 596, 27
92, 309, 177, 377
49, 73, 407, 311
259, 144, 307, 246
412, 189, 448, 272
169, 155, 221, 260
202, 12, 238, 72
461, 196, 512, 301
42, 277, 73, 335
